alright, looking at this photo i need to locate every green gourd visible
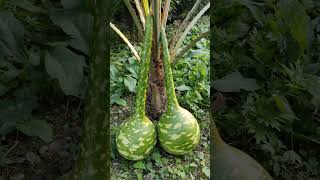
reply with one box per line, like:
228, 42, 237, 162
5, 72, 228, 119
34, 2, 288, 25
116, 15, 156, 161
211, 114, 274, 179
157, 27, 200, 155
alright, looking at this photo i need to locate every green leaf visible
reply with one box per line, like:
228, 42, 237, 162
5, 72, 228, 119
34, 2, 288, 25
0, 98, 37, 136
9, 0, 45, 13
61, 0, 87, 10
277, 0, 311, 50
133, 161, 146, 169
49, 11, 93, 55
115, 98, 127, 106
176, 84, 191, 91
17, 119, 52, 143
45, 46, 84, 96
0, 11, 25, 62
213, 71, 260, 92
123, 76, 137, 93
28, 50, 40, 66
0, 83, 8, 96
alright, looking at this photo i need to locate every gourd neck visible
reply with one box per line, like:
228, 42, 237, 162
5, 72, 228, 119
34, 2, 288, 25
135, 15, 153, 117
210, 114, 225, 148
160, 27, 180, 110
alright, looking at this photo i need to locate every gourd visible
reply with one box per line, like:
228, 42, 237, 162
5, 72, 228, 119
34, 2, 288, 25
116, 14, 156, 161
157, 27, 200, 155
211, 114, 274, 179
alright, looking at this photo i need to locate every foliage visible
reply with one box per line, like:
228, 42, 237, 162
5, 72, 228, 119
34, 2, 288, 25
111, 16, 210, 179
0, 0, 90, 143
212, 0, 320, 179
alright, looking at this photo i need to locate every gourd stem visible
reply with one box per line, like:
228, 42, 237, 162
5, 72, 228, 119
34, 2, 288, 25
210, 114, 224, 147
135, 15, 153, 117
160, 27, 180, 110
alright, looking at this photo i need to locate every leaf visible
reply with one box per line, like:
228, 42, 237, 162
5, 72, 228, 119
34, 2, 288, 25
176, 84, 191, 91
9, 0, 45, 13
133, 161, 146, 169
0, 83, 8, 96
115, 98, 127, 106
49, 11, 93, 55
0, 98, 38, 136
28, 50, 40, 66
0, 11, 25, 62
17, 119, 52, 143
45, 46, 84, 96
277, 0, 311, 50
61, 0, 87, 10
202, 166, 210, 177
123, 76, 137, 93
213, 71, 260, 92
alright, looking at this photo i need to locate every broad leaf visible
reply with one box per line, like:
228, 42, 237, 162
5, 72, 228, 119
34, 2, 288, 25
0, 83, 8, 96
9, 0, 45, 13
45, 46, 84, 96
277, 0, 311, 50
124, 76, 137, 93
176, 84, 191, 91
0, 11, 25, 62
49, 11, 93, 55
213, 71, 260, 92
17, 119, 52, 143
0, 98, 37, 136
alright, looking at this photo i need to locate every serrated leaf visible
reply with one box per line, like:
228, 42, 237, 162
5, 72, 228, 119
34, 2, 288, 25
49, 11, 93, 55
45, 46, 84, 96
123, 76, 137, 93
176, 84, 191, 91
0, 11, 25, 62
17, 119, 52, 143
213, 71, 260, 92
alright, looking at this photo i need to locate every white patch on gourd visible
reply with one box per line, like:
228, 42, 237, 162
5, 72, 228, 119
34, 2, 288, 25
170, 134, 181, 140
165, 124, 173, 128
138, 137, 144, 141
160, 128, 168, 133
121, 136, 129, 145
173, 123, 182, 129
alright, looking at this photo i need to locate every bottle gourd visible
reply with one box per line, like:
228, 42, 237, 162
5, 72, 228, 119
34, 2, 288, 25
157, 27, 200, 155
116, 15, 156, 160
211, 114, 273, 179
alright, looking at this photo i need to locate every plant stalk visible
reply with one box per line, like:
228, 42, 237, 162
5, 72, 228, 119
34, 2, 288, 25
135, 15, 153, 117
172, 31, 209, 65
160, 27, 179, 110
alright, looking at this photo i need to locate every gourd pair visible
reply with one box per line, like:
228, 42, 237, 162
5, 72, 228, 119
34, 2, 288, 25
116, 15, 200, 160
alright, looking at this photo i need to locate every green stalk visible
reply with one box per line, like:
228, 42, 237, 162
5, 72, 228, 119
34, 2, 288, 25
171, 2, 210, 61
160, 27, 179, 110
161, 0, 171, 28
67, 1, 110, 179
110, 22, 141, 62
135, 15, 153, 117
172, 31, 209, 65
123, 0, 144, 38
210, 114, 225, 149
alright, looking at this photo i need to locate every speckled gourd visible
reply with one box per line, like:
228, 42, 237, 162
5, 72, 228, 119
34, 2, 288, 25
211, 114, 274, 179
116, 14, 156, 161
157, 27, 200, 155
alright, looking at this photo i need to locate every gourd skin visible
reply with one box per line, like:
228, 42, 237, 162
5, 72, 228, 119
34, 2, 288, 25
116, 115, 157, 160
158, 107, 200, 155
211, 114, 273, 180
158, 27, 200, 155
212, 144, 274, 180
116, 14, 156, 161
